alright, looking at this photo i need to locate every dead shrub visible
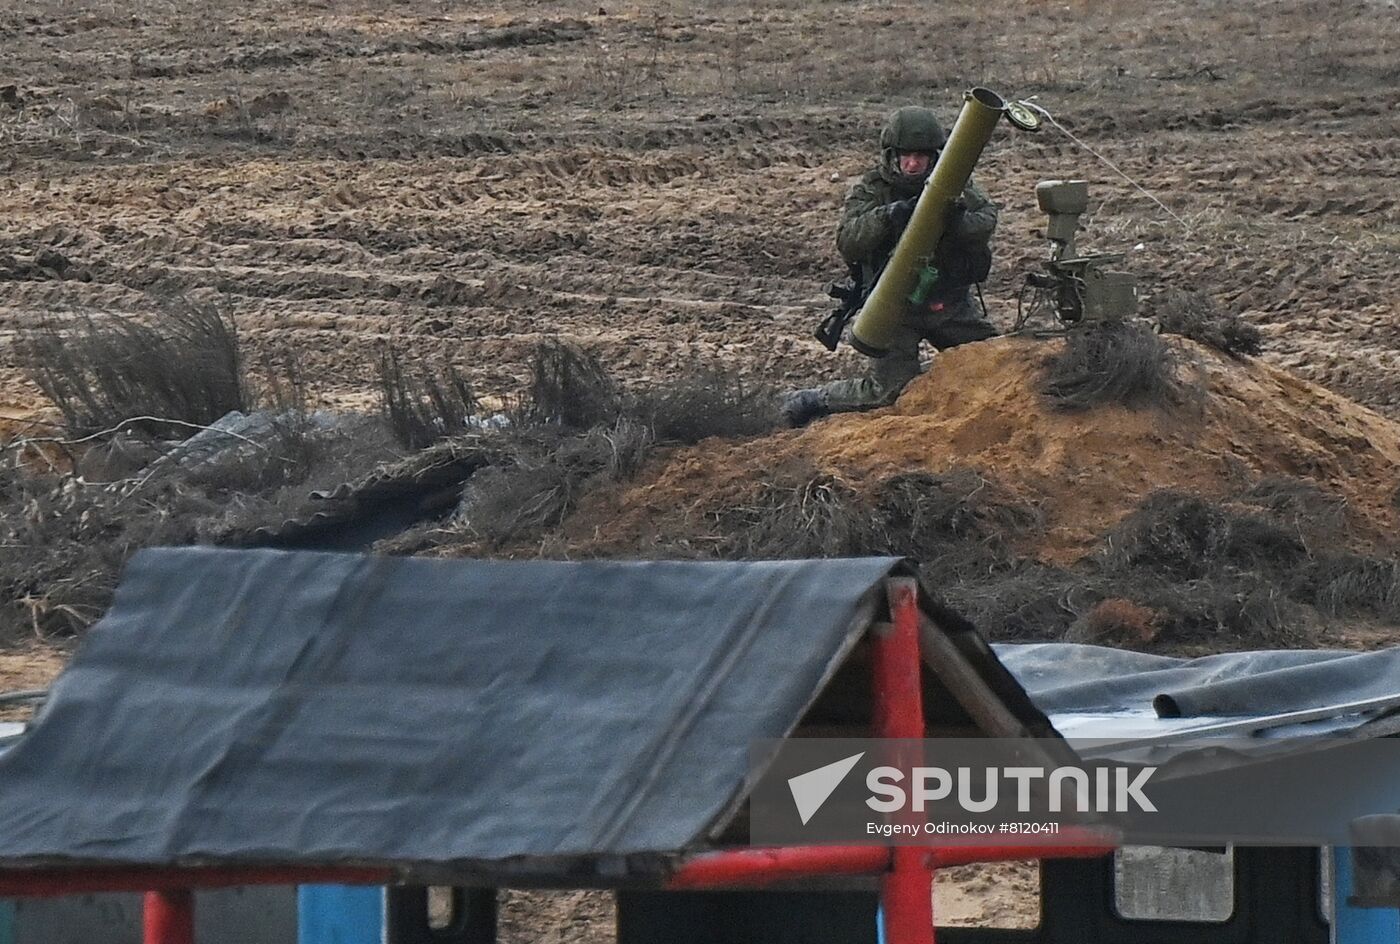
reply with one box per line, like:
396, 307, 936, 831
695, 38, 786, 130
0, 471, 211, 639
936, 560, 1087, 642
1067, 597, 1160, 647
632, 365, 781, 445
1040, 321, 1188, 411
0, 415, 403, 640
377, 347, 477, 449
873, 470, 1041, 578
1295, 555, 1400, 621
24, 299, 248, 438
1129, 576, 1304, 648
908, 480, 1365, 649
461, 419, 652, 549
519, 341, 621, 429
1098, 491, 1310, 580
709, 462, 876, 559
1152, 288, 1262, 358
1238, 475, 1348, 537
1087, 485, 1400, 646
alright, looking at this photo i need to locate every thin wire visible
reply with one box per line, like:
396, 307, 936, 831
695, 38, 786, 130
1024, 101, 1191, 232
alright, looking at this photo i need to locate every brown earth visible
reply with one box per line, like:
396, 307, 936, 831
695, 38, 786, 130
0, 645, 69, 723
557, 337, 1400, 565
0, 0, 1396, 416
497, 861, 1041, 938
0, 645, 67, 691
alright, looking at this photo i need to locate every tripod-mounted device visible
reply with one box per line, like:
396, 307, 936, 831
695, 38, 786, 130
1015, 179, 1139, 333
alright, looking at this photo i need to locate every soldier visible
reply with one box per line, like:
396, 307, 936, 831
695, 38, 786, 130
783, 105, 999, 426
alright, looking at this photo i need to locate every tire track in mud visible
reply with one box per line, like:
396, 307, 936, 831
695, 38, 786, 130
313, 113, 869, 162
48, 20, 595, 81
1067, 92, 1396, 138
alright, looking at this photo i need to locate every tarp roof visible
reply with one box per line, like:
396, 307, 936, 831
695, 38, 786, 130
995, 643, 1400, 742
4, 548, 1399, 874
0, 548, 907, 871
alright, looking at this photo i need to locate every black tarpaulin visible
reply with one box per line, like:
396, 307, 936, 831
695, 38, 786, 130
994, 642, 1400, 720
0, 549, 905, 867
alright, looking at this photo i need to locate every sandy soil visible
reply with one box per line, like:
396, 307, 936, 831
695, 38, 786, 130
552, 336, 1400, 565
0, 645, 69, 722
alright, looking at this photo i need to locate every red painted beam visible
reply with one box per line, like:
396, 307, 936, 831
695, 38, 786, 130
144, 889, 194, 944
0, 866, 393, 898
874, 580, 935, 944
668, 846, 891, 889
872, 580, 926, 743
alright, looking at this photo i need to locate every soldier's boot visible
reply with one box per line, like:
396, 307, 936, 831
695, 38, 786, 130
780, 388, 829, 428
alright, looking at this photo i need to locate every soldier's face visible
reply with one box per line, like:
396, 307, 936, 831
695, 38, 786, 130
897, 151, 934, 176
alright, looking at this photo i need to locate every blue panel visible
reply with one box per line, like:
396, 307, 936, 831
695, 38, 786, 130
298, 885, 384, 944
1334, 847, 1400, 944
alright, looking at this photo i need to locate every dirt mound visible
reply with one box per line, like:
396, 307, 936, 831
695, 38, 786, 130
562, 337, 1400, 566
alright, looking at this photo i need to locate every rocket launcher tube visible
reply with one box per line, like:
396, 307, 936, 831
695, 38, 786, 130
850, 87, 1008, 357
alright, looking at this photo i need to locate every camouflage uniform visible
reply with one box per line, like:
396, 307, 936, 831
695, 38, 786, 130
817, 107, 999, 413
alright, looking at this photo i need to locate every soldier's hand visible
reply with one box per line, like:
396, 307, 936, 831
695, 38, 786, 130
885, 196, 918, 230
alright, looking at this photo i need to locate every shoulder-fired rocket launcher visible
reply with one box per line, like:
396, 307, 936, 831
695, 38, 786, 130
849, 87, 1041, 357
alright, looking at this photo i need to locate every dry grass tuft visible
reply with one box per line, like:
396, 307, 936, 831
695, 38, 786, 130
377, 347, 478, 450
632, 364, 781, 445
24, 299, 247, 438
1041, 321, 1190, 411
709, 463, 875, 559
459, 419, 652, 550
1151, 289, 1263, 358
519, 341, 621, 430
1067, 598, 1161, 647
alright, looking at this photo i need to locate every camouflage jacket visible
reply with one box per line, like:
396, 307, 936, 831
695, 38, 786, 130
835, 169, 998, 299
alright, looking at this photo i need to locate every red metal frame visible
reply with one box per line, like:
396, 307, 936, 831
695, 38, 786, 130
874, 581, 936, 944
668, 846, 891, 889
144, 890, 194, 944
668, 578, 1115, 944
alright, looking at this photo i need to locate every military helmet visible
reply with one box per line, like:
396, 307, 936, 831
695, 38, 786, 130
879, 106, 946, 154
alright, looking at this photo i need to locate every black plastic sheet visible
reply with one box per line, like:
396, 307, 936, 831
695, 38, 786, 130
0, 549, 903, 867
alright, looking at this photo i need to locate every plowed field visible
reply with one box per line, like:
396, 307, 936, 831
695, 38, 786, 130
1, 0, 1396, 417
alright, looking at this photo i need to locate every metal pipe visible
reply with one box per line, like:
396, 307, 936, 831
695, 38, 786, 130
850, 88, 1008, 357
144, 889, 194, 944
0, 688, 46, 706
667, 846, 891, 888
873, 579, 935, 944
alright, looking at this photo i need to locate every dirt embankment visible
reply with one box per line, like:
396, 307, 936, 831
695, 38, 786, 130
561, 337, 1400, 566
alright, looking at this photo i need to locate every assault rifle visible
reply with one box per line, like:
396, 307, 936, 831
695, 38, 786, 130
814, 260, 865, 352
